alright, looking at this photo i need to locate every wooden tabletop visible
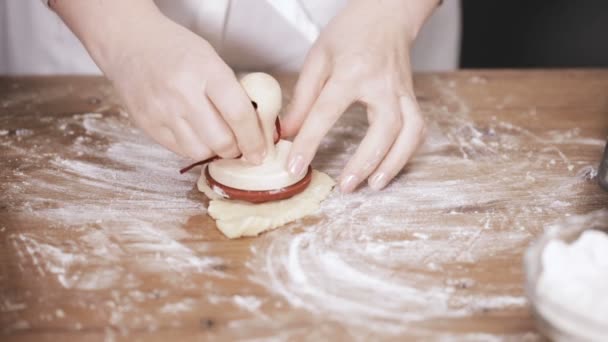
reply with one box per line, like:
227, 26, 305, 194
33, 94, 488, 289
1, 71, 607, 341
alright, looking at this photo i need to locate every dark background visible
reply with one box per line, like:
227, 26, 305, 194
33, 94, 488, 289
461, 0, 608, 68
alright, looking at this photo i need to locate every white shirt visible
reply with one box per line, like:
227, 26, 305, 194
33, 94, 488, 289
0, 0, 460, 75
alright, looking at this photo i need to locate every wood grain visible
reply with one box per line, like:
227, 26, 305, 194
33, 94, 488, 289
1, 71, 607, 341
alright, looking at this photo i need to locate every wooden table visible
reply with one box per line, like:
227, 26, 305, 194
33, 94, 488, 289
1, 71, 607, 341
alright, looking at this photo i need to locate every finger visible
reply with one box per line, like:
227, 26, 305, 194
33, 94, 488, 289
287, 79, 353, 178
172, 117, 216, 160
282, 47, 330, 137
145, 125, 185, 157
338, 100, 402, 193
142, 124, 214, 161
127, 104, 190, 158
206, 70, 266, 164
186, 94, 241, 159
368, 95, 426, 190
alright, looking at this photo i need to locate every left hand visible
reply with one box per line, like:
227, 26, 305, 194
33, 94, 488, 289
282, 0, 439, 192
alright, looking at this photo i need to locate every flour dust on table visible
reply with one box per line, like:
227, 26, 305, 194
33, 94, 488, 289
1, 74, 606, 339
2, 95, 231, 333
245, 75, 606, 338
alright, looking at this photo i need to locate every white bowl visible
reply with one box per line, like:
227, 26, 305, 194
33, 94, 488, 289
524, 210, 608, 341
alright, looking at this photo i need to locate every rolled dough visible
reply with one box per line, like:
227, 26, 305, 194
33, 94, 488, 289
198, 169, 335, 239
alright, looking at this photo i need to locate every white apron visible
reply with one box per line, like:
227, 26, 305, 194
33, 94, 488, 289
0, 0, 460, 74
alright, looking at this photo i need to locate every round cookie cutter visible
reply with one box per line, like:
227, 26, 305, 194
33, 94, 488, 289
204, 165, 312, 203
180, 108, 312, 203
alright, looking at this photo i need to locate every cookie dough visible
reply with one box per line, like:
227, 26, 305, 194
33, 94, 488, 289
198, 169, 335, 239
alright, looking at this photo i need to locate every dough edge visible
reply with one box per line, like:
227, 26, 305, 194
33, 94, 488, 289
197, 168, 335, 239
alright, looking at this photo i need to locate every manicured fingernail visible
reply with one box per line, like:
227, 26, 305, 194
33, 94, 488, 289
368, 172, 387, 190
340, 174, 359, 193
288, 154, 305, 177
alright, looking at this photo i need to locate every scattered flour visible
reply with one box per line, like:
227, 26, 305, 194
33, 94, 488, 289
233, 295, 263, 312
2, 109, 226, 333
1, 75, 606, 339
1, 300, 27, 313
159, 299, 197, 315
245, 76, 607, 337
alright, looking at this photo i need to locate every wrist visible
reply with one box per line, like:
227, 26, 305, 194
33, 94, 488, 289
53, 0, 164, 73
380, 0, 441, 42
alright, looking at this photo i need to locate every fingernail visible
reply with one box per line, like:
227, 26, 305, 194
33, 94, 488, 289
340, 174, 359, 193
288, 154, 305, 177
368, 172, 387, 190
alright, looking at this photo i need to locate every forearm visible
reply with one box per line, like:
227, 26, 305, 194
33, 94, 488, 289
400, 0, 442, 40
50, 0, 162, 69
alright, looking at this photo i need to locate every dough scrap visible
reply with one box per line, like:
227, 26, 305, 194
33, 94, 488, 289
198, 169, 335, 239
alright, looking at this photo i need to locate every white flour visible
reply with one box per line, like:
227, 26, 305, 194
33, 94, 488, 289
5, 114, 223, 284
245, 76, 607, 337
1, 75, 606, 339
2, 106, 230, 333
536, 226, 608, 339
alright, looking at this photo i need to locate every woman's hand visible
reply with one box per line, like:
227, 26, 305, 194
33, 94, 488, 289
54, 0, 266, 162
282, 0, 439, 192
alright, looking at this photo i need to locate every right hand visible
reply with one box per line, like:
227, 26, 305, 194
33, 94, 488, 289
81, 7, 266, 162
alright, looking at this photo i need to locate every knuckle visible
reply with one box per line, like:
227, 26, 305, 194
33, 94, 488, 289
213, 135, 236, 154
191, 150, 209, 161
206, 66, 234, 90
226, 104, 254, 126
169, 66, 198, 91
331, 69, 360, 85
223, 147, 241, 159
240, 139, 264, 154
223, 111, 246, 126
173, 108, 189, 121
334, 52, 375, 79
